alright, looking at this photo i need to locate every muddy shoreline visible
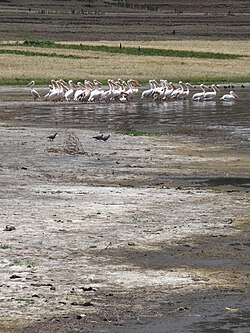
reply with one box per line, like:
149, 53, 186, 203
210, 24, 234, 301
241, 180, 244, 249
0, 111, 249, 332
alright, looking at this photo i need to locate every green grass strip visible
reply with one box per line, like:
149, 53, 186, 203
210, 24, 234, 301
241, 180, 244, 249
0, 48, 83, 59
0, 39, 244, 60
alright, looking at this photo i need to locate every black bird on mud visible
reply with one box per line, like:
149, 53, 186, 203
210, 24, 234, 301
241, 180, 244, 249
101, 134, 110, 141
93, 133, 103, 140
93, 133, 110, 141
47, 133, 57, 141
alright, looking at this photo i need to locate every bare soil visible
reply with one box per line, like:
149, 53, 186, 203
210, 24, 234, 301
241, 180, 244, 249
0, 103, 249, 332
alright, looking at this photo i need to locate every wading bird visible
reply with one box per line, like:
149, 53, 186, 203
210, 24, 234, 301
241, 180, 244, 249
27, 80, 41, 100
220, 91, 239, 101
47, 133, 57, 141
203, 84, 220, 101
192, 84, 209, 101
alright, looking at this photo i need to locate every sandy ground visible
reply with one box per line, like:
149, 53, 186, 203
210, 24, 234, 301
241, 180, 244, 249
0, 121, 249, 332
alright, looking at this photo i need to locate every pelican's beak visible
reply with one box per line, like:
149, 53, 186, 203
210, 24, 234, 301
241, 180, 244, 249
131, 79, 141, 87
27, 81, 33, 87
186, 83, 194, 88
215, 85, 220, 91
233, 92, 239, 98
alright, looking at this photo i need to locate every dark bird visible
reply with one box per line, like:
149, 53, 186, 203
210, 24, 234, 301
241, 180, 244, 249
241, 84, 245, 88
101, 134, 110, 141
47, 133, 57, 141
93, 133, 103, 140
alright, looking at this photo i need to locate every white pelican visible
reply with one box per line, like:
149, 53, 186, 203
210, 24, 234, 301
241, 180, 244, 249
46, 79, 60, 101
27, 80, 41, 100
192, 84, 209, 101
141, 80, 156, 99
74, 81, 86, 101
171, 81, 185, 99
100, 79, 114, 102
125, 79, 140, 101
48, 80, 65, 101
80, 80, 93, 102
126, 79, 139, 101
153, 79, 168, 101
44, 84, 53, 101
65, 80, 77, 101
179, 82, 194, 99
163, 82, 175, 100
116, 78, 129, 102
203, 84, 220, 101
110, 80, 123, 101
88, 79, 104, 102
220, 91, 239, 101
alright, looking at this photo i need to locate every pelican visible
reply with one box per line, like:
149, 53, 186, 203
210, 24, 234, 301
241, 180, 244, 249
49, 80, 65, 101
74, 81, 86, 101
46, 79, 60, 101
116, 78, 129, 102
27, 80, 41, 100
100, 79, 114, 102
220, 91, 239, 101
110, 80, 123, 101
171, 81, 185, 99
203, 84, 220, 101
153, 79, 168, 101
65, 80, 77, 101
44, 84, 53, 101
179, 82, 194, 99
88, 79, 104, 102
163, 82, 175, 100
192, 84, 209, 101
141, 80, 156, 99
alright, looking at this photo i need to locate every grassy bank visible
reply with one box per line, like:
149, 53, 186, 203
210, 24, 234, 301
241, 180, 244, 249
0, 40, 249, 85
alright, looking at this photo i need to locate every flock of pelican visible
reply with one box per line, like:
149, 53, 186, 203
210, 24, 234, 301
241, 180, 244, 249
27, 79, 141, 103
141, 80, 239, 102
27, 79, 240, 103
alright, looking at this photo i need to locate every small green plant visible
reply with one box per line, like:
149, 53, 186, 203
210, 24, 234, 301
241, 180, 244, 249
0, 243, 11, 249
46, 147, 62, 153
0, 49, 83, 59
23, 39, 56, 47
12, 258, 38, 267
119, 129, 152, 136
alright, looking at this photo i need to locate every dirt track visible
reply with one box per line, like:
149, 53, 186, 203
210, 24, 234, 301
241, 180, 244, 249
0, 118, 249, 332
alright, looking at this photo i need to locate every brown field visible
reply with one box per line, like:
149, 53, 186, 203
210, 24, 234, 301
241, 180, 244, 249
0, 0, 249, 83
0, 45, 249, 83
0, 0, 249, 41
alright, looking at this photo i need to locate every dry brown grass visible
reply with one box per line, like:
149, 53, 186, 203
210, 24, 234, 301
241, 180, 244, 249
61, 40, 250, 56
0, 41, 249, 83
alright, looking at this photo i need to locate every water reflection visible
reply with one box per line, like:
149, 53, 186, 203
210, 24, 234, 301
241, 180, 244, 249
0, 86, 249, 138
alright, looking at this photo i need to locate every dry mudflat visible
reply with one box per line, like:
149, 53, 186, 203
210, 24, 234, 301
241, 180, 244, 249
0, 107, 249, 332
0, 1, 249, 331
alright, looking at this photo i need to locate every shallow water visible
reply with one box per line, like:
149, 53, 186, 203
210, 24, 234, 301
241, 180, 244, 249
0, 85, 249, 139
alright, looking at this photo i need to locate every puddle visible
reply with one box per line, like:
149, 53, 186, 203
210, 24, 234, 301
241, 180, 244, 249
191, 310, 250, 333
196, 177, 250, 188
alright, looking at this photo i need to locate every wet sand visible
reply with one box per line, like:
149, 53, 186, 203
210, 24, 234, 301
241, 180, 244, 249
0, 103, 249, 333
